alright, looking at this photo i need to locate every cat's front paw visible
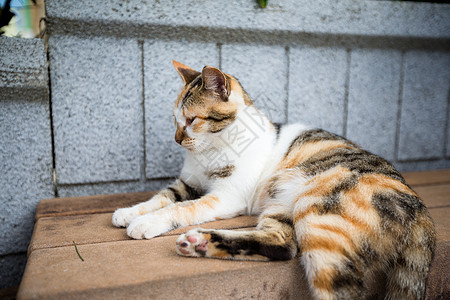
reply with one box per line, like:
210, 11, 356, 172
127, 214, 170, 239
176, 228, 210, 257
112, 207, 139, 228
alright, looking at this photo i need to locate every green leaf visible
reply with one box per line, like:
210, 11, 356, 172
73, 241, 85, 262
258, 0, 268, 9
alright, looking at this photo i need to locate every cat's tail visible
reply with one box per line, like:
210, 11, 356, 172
385, 211, 436, 300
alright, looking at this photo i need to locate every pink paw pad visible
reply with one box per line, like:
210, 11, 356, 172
176, 229, 210, 257
195, 240, 208, 253
187, 235, 198, 243
176, 240, 190, 255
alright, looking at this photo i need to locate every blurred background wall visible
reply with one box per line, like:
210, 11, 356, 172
1, 0, 449, 289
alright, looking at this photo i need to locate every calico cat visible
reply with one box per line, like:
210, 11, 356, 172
112, 61, 435, 300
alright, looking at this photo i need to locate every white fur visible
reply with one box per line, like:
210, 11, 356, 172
113, 87, 313, 239
301, 250, 342, 300
175, 228, 206, 257
112, 194, 172, 227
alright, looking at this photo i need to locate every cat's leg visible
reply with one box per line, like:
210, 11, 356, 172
126, 193, 245, 239
175, 205, 298, 261
112, 178, 200, 227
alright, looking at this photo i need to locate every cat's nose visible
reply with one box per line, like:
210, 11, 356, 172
175, 126, 186, 145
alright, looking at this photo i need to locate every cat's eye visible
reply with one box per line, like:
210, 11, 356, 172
186, 117, 196, 126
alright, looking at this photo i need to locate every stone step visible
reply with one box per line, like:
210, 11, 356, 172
17, 170, 450, 299
19, 207, 450, 299
18, 214, 448, 299
402, 169, 450, 186
34, 191, 157, 221
19, 236, 311, 300
27, 202, 449, 256
28, 215, 257, 254
414, 184, 450, 208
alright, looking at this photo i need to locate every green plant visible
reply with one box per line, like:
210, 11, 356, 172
258, 0, 268, 9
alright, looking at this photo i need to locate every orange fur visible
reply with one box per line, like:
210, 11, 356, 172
297, 166, 352, 199
301, 234, 353, 254
311, 224, 353, 243
293, 205, 320, 223
175, 85, 190, 107
312, 268, 335, 292
359, 173, 417, 196
279, 140, 354, 170
192, 119, 206, 132
209, 247, 232, 258
138, 206, 147, 216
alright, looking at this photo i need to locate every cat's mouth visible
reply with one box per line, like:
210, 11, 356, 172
181, 138, 197, 152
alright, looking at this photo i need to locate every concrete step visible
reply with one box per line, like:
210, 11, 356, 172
402, 169, 450, 186
34, 191, 157, 220
28, 214, 257, 254
20, 237, 311, 299
17, 170, 450, 299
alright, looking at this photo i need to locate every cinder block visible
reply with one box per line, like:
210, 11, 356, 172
45, 0, 450, 41
0, 36, 46, 77
49, 35, 143, 184
143, 40, 219, 179
0, 99, 54, 255
346, 49, 402, 162
397, 51, 450, 161
0, 253, 27, 289
395, 160, 450, 173
0, 37, 48, 99
288, 46, 347, 135
221, 44, 287, 123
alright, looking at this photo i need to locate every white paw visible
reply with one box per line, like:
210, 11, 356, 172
176, 228, 209, 257
112, 207, 140, 227
127, 214, 170, 239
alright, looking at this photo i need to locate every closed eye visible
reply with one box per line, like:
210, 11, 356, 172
205, 116, 223, 122
205, 111, 235, 122
186, 117, 196, 126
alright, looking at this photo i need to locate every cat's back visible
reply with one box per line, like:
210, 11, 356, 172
279, 128, 403, 180
275, 127, 428, 222
261, 126, 436, 298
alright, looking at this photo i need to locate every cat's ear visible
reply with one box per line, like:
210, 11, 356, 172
173, 60, 201, 85
201, 66, 229, 100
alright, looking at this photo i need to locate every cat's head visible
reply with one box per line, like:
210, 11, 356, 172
171, 60, 253, 152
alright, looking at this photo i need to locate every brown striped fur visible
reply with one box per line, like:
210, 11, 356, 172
173, 62, 242, 141
206, 165, 235, 179
169, 63, 435, 300
180, 129, 435, 299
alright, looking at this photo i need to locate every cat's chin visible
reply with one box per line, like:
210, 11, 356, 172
181, 139, 212, 153
184, 146, 198, 152
180, 142, 198, 152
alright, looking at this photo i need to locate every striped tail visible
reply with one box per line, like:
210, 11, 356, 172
385, 212, 436, 300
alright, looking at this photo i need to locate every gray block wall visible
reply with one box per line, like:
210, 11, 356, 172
51, 36, 143, 184
0, 37, 54, 287
1, 0, 450, 289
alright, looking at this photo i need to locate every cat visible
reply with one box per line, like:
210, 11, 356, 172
112, 60, 435, 300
